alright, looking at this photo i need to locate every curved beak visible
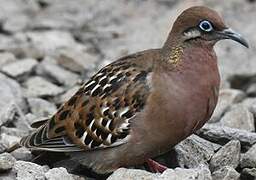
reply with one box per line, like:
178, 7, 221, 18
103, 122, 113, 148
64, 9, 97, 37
217, 28, 249, 48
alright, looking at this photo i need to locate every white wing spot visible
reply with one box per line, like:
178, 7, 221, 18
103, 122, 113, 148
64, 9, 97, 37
119, 107, 130, 117
103, 84, 111, 90
91, 84, 101, 95
106, 134, 112, 144
84, 80, 96, 88
105, 120, 112, 130
88, 119, 95, 131
109, 75, 117, 81
80, 131, 88, 142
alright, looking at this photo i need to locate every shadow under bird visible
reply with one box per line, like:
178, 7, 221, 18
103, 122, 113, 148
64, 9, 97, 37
10, 6, 249, 174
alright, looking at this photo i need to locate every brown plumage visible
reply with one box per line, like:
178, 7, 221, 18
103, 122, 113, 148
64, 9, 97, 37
19, 6, 248, 174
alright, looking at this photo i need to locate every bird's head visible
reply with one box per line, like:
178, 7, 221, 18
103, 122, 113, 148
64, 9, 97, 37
165, 6, 249, 48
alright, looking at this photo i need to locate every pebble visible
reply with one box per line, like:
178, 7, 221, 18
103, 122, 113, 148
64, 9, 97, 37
209, 140, 240, 171
220, 104, 255, 131
0, 153, 16, 172
0, 59, 38, 79
24, 76, 64, 98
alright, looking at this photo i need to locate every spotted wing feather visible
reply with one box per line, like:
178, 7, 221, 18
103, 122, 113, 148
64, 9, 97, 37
20, 56, 152, 152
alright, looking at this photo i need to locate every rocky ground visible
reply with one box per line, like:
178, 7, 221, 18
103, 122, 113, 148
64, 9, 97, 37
0, 0, 256, 179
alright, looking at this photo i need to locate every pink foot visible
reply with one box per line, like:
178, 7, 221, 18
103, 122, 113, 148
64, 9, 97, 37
146, 158, 168, 173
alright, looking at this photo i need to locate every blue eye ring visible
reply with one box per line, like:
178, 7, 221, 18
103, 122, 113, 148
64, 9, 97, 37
199, 20, 213, 32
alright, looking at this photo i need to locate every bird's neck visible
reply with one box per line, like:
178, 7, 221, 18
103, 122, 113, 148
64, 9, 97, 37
160, 40, 215, 69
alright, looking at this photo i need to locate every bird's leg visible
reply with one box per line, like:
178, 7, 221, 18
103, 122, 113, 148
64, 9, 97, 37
146, 158, 167, 173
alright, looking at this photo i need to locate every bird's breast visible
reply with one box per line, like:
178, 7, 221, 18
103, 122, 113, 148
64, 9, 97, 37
144, 48, 220, 150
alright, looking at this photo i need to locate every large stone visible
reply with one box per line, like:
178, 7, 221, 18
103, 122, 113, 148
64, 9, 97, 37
246, 83, 256, 96
24, 76, 64, 98
13, 161, 49, 180
160, 165, 212, 180
108, 165, 212, 180
209, 140, 240, 171
0, 52, 16, 67
107, 168, 157, 180
55, 47, 99, 74
0, 73, 25, 125
36, 58, 79, 87
0, 103, 21, 127
0, 59, 38, 79
21, 30, 77, 56
0, 127, 28, 138
197, 123, 256, 147
175, 134, 220, 168
242, 98, 256, 116
45, 167, 74, 180
0, 133, 21, 151
241, 168, 256, 180
209, 89, 246, 123
11, 147, 33, 161
27, 98, 57, 118
211, 166, 240, 180
0, 153, 16, 172
55, 85, 80, 104
240, 143, 256, 168
220, 104, 255, 131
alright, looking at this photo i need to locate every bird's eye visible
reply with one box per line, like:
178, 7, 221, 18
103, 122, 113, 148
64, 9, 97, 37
199, 20, 213, 32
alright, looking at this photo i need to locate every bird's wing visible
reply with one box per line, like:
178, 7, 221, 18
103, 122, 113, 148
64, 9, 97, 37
20, 55, 152, 152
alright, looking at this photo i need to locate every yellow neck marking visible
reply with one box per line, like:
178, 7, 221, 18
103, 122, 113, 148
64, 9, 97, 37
169, 46, 183, 66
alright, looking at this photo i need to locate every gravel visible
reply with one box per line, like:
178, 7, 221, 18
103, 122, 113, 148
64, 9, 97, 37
0, 0, 256, 179
24, 76, 64, 98
240, 143, 256, 168
209, 140, 241, 172
0, 59, 38, 79
0, 153, 16, 172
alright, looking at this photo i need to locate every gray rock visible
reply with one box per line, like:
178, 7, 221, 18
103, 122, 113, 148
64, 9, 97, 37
55, 85, 80, 104
220, 104, 255, 131
159, 165, 212, 180
0, 103, 20, 127
242, 98, 256, 116
11, 147, 33, 161
0, 133, 21, 151
197, 123, 256, 147
210, 140, 240, 171
0, 171, 16, 180
175, 134, 220, 168
12, 108, 31, 132
21, 30, 77, 57
0, 127, 28, 138
24, 113, 39, 127
241, 168, 256, 180
107, 168, 157, 180
0, 153, 16, 172
55, 47, 99, 73
246, 99, 256, 117
240, 143, 256, 168
209, 89, 246, 123
0, 59, 38, 79
36, 58, 79, 87
14, 161, 49, 180
27, 98, 57, 118
212, 166, 240, 180
0, 103, 29, 131
45, 167, 74, 180
0, 52, 16, 67
0, 73, 25, 125
108, 165, 212, 180
247, 83, 256, 96
24, 76, 64, 98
